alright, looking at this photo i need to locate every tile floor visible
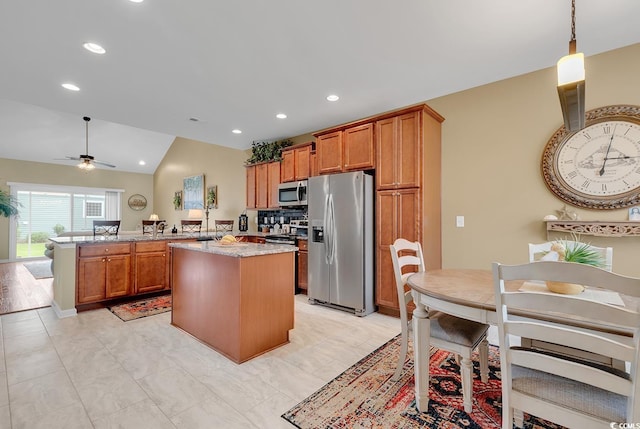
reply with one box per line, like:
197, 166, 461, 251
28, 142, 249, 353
0, 295, 403, 428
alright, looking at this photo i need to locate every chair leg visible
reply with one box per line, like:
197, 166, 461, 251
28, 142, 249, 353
459, 355, 473, 413
392, 327, 408, 381
514, 409, 524, 428
479, 338, 489, 383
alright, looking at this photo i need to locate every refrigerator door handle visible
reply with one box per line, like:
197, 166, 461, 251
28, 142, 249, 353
324, 193, 331, 265
328, 194, 336, 265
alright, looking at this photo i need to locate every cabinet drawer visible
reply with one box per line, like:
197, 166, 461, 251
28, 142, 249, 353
297, 239, 308, 251
135, 241, 167, 253
79, 243, 131, 257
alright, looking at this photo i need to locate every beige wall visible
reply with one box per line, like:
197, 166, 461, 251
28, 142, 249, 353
0, 158, 153, 260
153, 137, 247, 232
427, 43, 640, 276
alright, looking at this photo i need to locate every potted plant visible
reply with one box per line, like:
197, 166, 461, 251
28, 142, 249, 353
544, 238, 605, 294
245, 139, 293, 165
0, 189, 19, 218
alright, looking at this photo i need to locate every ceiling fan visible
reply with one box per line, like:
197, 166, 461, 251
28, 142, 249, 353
61, 116, 116, 170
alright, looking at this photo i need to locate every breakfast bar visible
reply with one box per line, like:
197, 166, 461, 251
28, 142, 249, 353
169, 241, 297, 363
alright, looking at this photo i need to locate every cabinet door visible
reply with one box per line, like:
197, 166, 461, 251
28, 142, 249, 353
375, 191, 399, 309
397, 111, 421, 188
255, 163, 269, 209
317, 131, 343, 174
297, 250, 308, 291
281, 150, 295, 183
343, 123, 374, 171
77, 257, 107, 303
309, 151, 318, 177
135, 251, 166, 294
105, 255, 131, 298
246, 165, 256, 209
267, 161, 281, 208
294, 146, 310, 180
375, 189, 421, 310
376, 117, 396, 189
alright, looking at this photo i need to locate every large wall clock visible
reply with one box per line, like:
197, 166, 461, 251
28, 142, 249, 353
541, 104, 640, 210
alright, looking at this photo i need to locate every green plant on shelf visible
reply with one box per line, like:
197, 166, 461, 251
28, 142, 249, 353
245, 139, 293, 165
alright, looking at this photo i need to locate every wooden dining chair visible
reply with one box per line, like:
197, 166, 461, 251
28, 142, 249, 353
142, 220, 166, 235
493, 260, 640, 429
93, 220, 120, 237
214, 220, 234, 238
528, 241, 613, 271
181, 219, 202, 235
390, 238, 489, 413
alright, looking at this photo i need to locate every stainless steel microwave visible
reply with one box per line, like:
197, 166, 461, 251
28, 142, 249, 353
278, 180, 308, 206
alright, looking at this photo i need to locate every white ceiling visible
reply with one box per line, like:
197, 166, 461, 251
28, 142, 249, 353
1, 0, 639, 174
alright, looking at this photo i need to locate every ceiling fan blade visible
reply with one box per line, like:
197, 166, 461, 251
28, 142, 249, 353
92, 159, 116, 168
54, 156, 82, 161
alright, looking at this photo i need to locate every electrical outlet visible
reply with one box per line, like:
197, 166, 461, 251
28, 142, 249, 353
456, 216, 464, 227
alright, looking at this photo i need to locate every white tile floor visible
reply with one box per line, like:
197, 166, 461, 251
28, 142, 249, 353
0, 295, 403, 429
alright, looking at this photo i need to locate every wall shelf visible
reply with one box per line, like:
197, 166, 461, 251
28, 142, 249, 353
546, 220, 640, 239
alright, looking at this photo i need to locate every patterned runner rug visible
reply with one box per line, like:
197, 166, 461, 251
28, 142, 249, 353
108, 295, 171, 321
282, 335, 564, 429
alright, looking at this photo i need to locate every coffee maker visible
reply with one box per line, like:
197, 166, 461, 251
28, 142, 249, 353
238, 212, 248, 231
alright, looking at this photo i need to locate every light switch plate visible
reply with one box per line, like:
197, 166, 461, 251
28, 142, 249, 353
456, 216, 464, 227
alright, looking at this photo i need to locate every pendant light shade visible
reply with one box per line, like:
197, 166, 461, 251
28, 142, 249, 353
557, 0, 585, 132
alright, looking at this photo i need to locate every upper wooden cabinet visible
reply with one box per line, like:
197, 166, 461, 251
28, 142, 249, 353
247, 160, 281, 209
376, 111, 421, 190
315, 123, 374, 174
281, 143, 312, 182
246, 165, 256, 209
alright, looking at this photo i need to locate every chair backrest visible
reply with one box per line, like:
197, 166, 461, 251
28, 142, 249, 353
181, 219, 202, 234
528, 240, 613, 271
493, 260, 640, 426
93, 220, 120, 237
215, 220, 234, 237
389, 238, 426, 323
142, 220, 166, 235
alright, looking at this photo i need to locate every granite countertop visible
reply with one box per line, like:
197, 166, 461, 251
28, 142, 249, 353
170, 241, 298, 258
48, 233, 203, 245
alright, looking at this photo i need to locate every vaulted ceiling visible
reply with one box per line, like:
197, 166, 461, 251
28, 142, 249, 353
1, 0, 639, 173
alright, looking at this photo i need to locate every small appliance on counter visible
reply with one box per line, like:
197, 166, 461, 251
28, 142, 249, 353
238, 212, 248, 231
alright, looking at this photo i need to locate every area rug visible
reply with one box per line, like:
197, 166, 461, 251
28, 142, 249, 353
23, 260, 53, 279
108, 295, 172, 321
282, 335, 564, 429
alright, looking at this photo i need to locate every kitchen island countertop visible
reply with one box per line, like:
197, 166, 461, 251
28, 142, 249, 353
169, 241, 297, 258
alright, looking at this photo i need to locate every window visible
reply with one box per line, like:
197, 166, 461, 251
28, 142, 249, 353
7, 183, 123, 260
85, 200, 104, 218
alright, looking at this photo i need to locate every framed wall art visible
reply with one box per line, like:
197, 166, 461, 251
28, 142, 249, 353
183, 174, 204, 210
173, 191, 182, 211
206, 185, 217, 209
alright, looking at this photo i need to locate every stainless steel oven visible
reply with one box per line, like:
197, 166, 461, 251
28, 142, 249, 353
278, 180, 308, 207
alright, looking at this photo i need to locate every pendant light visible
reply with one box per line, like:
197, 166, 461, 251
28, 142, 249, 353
557, 0, 585, 132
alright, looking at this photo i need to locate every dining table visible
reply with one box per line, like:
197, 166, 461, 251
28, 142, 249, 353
406, 268, 636, 413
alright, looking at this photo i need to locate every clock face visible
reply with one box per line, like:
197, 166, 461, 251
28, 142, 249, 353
542, 105, 640, 210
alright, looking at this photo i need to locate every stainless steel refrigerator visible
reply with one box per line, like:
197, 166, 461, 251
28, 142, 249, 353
308, 171, 375, 316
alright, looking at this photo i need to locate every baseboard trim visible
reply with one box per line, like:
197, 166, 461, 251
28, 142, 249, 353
51, 300, 77, 318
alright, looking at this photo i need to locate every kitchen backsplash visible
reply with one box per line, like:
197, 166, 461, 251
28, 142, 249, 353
257, 208, 307, 233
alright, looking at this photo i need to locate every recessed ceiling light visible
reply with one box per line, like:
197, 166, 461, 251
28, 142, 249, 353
276, 113, 287, 119
138, 160, 146, 166
83, 42, 106, 54
129, 0, 144, 3
326, 94, 339, 102
62, 83, 80, 91
232, 129, 242, 134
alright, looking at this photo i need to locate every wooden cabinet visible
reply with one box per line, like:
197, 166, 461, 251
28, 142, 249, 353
246, 165, 256, 209
375, 189, 421, 310
134, 241, 167, 294
309, 151, 318, 177
268, 161, 281, 208
376, 111, 421, 189
315, 123, 374, 175
373, 104, 443, 315
282, 144, 312, 182
77, 243, 131, 304
248, 161, 280, 209
297, 239, 308, 292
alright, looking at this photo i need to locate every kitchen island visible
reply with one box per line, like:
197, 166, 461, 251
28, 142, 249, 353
170, 241, 297, 363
